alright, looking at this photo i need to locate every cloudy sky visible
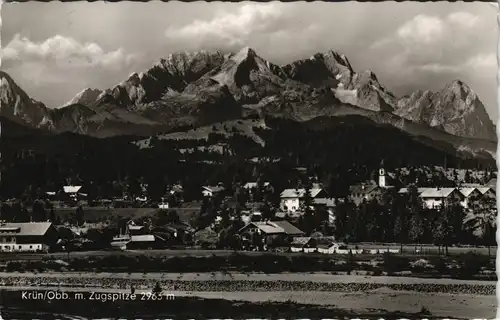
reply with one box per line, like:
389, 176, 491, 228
1, 2, 498, 120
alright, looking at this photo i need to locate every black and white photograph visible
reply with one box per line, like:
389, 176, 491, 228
0, 1, 498, 319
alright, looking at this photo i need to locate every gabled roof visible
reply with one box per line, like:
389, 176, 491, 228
128, 225, 144, 231
280, 188, 323, 198
291, 236, 311, 246
202, 186, 225, 193
272, 220, 305, 235
397, 188, 427, 194
349, 184, 380, 195
486, 178, 497, 187
458, 187, 478, 197
0, 222, 52, 236
313, 198, 336, 207
239, 221, 304, 235
477, 187, 494, 195
63, 186, 82, 194
419, 188, 457, 198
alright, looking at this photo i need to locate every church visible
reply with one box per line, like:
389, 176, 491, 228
348, 167, 394, 206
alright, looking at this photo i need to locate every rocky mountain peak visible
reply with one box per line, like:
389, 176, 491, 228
232, 47, 257, 61
94, 50, 228, 108
60, 88, 104, 109
318, 50, 353, 71
0, 71, 50, 127
396, 81, 495, 141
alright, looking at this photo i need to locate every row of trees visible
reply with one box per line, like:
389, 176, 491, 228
322, 185, 495, 252
0, 200, 86, 226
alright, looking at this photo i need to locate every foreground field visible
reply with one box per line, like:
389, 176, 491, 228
0, 272, 495, 318
0, 290, 462, 320
0, 244, 495, 262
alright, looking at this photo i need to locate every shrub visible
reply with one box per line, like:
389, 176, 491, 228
456, 252, 491, 279
420, 306, 431, 315
382, 252, 410, 274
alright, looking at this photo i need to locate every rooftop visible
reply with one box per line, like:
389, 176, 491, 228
280, 188, 323, 198
419, 188, 457, 198
130, 235, 155, 242
239, 220, 304, 235
0, 222, 53, 236
63, 186, 82, 194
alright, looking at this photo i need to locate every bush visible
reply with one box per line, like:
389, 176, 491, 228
430, 257, 448, 275
382, 252, 410, 274
456, 252, 491, 279
420, 306, 431, 315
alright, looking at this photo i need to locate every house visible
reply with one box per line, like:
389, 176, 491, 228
312, 198, 336, 224
168, 184, 184, 195
0, 222, 59, 252
349, 184, 384, 206
349, 167, 394, 206
202, 183, 225, 198
126, 221, 146, 235
397, 188, 428, 195
63, 185, 86, 199
477, 187, 496, 199
238, 220, 305, 249
317, 241, 342, 254
243, 182, 270, 190
290, 236, 311, 252
458, 188, 482, 208
126, 235, 161, 250
419, 188, 464, 209
280, 186, 328, 212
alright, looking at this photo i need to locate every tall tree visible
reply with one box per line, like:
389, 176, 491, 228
300, 179, 315, 234
32, 200, 47, 222
75, 205, 85, 226
464, 193, 496, 256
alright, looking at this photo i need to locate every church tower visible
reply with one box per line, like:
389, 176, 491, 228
378, 167, 386, 188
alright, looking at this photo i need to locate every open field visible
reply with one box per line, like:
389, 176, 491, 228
54, 206, 200, 223
0, 273, 495, 318
0, 290, 461, 320
0, 245, 495, 262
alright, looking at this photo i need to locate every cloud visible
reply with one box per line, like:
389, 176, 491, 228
1, 34, 137, 70
375, 12, 490, 72
163, 3, 299, 52
397, 15, 445, 44
447, 12, 480, 28
465, 53, 496, 70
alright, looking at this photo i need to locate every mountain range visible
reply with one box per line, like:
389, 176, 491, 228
0, 47, 497, 160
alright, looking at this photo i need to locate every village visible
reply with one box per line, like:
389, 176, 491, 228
0, 166, 496, 257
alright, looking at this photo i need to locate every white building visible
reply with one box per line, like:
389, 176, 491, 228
419, 188, 463, 209
0, 222, 59, 252
202, 184, 225, 198
243, 182, 270, 190
280, 187, 328, 213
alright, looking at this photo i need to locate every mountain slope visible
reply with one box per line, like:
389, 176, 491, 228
60, 88, 104, 109
0, 72, 166, 138
3, 47, 496, 159
96, 50, 228, 109
282, 51, 396, 112
396, 80, 496, 141
0, 71, 51, 128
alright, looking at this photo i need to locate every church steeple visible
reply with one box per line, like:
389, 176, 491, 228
378, 161, 386, 188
